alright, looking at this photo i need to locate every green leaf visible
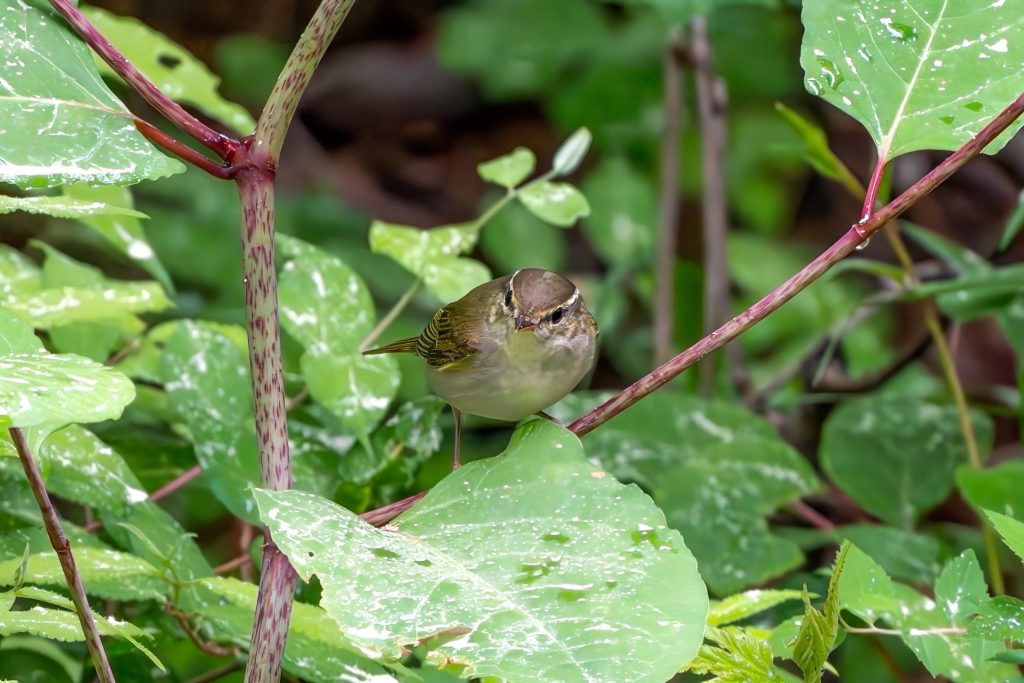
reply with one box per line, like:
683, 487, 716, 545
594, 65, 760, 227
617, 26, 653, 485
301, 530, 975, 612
832, 525, 940, 583
257, 419, 709, 680
985, 510, 1024, 565
186, 576, 394, 683
477, 147, 536, 188
277, 235, 400, 435
820, 398, 993, 528
688, 626, 780, 682
0, 0, 184, 188
998, 190, 1024, 252
901, 222, 992, 276
63, 184, 173, 292
551, 127, 592, 176
800, 0, 1024, 161
709, 589, 806, 627
369, 221, 491, 302
553, 393, 820, 595
480, 199, 568, 273
0, 309, 45, 355
161, 322, 261, 523
968, 596, 1024, 642
580, 156, 656, 268
2, 282, 169, 329
518, 180, 590, 227
0, 353, 134, 430
793, 543, 849, 683
81, 6, 255, 135
0, 194, 147, 220
957, 460, 1024, 519
774, 103, 862, 195
0, 548, 166, 602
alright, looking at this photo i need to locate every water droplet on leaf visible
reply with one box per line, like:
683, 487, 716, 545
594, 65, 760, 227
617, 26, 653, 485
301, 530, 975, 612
816, 58, 844, 89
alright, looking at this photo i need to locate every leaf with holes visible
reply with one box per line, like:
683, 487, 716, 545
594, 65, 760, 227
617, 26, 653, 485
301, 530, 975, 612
552, 393, 820, 596
81, 6, 255, 135
800, 0, 1024, 161
257, 419, 708, 682
0, 0, 184, 187
369, 221, 491, 302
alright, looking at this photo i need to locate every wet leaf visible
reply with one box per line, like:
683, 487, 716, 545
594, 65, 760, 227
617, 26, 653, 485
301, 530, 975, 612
369, 221, 491, 302
278, 235, 400, 435
792, 543, 849, 683
477, 147, 535, 188
162, 322, 261, 524
688, 626, 780, 681
832, 525, 940, 583
518, 180, 590, 227
800, 0, 1024, 160
554, 393, 820, 595
967, 596, 1024, 641
2, 282, 169, 329
0, 194, 147, 220
257, 419, 708, 681
709, 589, 805, 627
821, 398, 993, 528
0, 309, 45, 355
0, 548, 166, 602
0, 0, 184, 188
82, 6, 255, 135
985, 510, 1024, 565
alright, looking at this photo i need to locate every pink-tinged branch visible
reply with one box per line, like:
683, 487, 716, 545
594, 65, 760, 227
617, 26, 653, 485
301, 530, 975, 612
570, 91, 1024, 437
360, 491, 429, 527
134, 120, 235, 179
860, 155, 888, 222
9, 427, 115, 683
253, 0, 356, 163
48, 0, 240, 159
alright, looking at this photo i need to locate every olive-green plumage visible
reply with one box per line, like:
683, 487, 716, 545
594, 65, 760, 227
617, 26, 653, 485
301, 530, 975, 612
365, 268, 598, 422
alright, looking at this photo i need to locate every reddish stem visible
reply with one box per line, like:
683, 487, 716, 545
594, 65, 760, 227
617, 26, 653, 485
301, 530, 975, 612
860, 156, 888, 223
9, 428, 115, 682
791, 500, 835, 531
569, 91, 1024, 437
134, 120, 235, 179
47, 0, 240, 159
360, 492, 428, 527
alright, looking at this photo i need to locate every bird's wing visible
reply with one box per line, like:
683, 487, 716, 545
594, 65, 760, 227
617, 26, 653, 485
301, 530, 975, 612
417, 303, 482, 369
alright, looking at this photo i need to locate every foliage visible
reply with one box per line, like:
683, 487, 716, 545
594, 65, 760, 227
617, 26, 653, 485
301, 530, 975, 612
0, 0, 1022, 681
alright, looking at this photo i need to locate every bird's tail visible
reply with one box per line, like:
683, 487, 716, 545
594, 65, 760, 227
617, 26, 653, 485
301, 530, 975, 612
362, 337, 419, 355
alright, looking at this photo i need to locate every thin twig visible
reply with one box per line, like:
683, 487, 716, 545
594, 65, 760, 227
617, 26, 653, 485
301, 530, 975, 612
653, 28, 685, 366
9, 427, 115, 683
359, 280, 422, 352
790, 500, 835, 531
568, 91, 1024, 437
134, 120, 235, 180
239, 522, 255, 582
691, 16, 731, 395
168, 605, 239, 658
47, 0, 239, 159
360, 491, 428, 527
213, 552, 253, 576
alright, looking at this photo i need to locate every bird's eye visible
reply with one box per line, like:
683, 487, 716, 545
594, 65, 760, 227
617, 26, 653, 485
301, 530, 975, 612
549, 307, 564, 324
504, 288, 513, 309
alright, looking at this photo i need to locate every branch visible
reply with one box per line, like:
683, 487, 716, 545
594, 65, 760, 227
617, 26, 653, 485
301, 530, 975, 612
653, 28, 686, 365
569, 91, 1024, 437
134, 120, 235, 180
47, 0, 239, 159
360, 491, 428, 527
9, 427, 115, 683
252, 0, 357, 165
691, 16, 732, 395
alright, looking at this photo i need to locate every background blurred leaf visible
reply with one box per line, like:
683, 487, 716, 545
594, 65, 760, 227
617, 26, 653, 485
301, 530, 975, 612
821, 398, 993, 528
985, 510, 1024, 565
82, 6, 255, 135
258, 419, 708, 681
517, 180, 590, 227
580, 156, 656, 268
957, 460, 1024, 519
479, 199, 567, 274
800, 0, 1024, 160
0, 0, 183, 188
477, 147, 535, 188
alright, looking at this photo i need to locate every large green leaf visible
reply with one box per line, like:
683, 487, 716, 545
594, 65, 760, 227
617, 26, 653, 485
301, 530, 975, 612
81, 6, 255, 135
820, 398, 993, 528
0, 548, 166, 602
369, 221, 491, 303
553, 393, 821, 595
257, 420, 708, 681
185, 576, 396, 683
0, 353, 134, 430
161, 322, 261, 523
801, 0, 1024, 161
0, 194, 147, 220
0, 0, 183, 188
2, 282, 169, 329
957, 459, 1024, 519
278, 235, 399, 435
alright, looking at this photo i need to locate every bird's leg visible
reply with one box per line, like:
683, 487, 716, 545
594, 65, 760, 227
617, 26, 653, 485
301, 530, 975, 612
452, 407, 463, 470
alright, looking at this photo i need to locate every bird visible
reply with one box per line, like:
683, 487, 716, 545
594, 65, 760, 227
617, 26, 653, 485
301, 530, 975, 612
364, 268, 599, 468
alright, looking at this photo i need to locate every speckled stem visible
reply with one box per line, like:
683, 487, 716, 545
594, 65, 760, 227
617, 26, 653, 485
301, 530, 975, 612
47, 0, 239, 159
9, 427, 115, 683
236, 167, 297, 683
570, 91, 1024, 437
252, 0, 356, 164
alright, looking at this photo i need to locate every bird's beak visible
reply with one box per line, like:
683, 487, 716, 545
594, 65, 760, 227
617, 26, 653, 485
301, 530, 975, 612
514, 316, 535, 332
